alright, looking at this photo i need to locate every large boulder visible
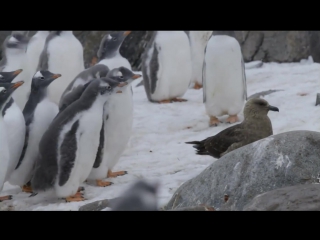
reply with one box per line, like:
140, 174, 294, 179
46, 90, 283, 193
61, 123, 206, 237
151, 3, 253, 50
243, 183, 320, 211
164, 130, 320, 211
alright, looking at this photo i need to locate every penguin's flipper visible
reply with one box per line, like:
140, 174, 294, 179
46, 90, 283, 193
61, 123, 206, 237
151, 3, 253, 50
150, 43, 161, 95
58, 120, 80, 187
93, 120, 104, 169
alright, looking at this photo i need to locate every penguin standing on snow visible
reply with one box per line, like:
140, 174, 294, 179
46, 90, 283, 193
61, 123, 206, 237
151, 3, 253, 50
141, 31, 192, 103
203, 34, 247, 127
97, 31, 132, 70
0, 81, 24, 202
0, 32, 29, 109
0, 69, 26, 186
8, 71, 61, 193
186, 31, 213, 89
59, 64, 109, 108
37, 31, 84, 105
87, 68, 142, 187
31, 79, 127, 202
17, 31, 50, 110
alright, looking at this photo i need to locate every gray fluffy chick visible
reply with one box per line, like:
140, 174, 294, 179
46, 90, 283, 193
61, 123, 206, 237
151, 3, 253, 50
110, 180, 159, 211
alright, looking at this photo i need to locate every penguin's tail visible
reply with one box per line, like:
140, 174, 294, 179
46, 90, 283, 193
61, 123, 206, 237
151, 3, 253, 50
185, 140, 209, 155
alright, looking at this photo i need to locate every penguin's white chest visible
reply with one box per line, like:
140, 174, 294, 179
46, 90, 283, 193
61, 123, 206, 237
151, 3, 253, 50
8, 98, 59, 186
0, 117, 10, 192
204, 35, 246, 117
87, 88, 133, 180
55, 99, 104, 198
15, 36, 48, 110
189, 31, 213, 85
46, 36, 84, 104
149, 31, 192, 101
99, 54, 132, 70
3, 101, 25, 181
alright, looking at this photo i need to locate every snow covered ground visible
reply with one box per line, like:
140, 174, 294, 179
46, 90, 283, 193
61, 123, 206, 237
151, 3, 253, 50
1, 57, 320, 210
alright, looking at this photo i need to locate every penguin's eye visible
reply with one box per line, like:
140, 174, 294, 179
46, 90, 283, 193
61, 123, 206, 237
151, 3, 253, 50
112, 37, 117, 41
119, 76, 124, 79
39, 76, 44, 80
1, 89, 6, 94
107, 85, 112, 90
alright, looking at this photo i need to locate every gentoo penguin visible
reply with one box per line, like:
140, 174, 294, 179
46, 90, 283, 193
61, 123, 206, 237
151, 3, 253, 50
187, 31, 213, 89
59, 64, 110, 108
186, 98, 279, 158
203, 34, 247, 126
0, 81, 24, 202
31, 78, 127, 202
16, 31, 51, 110
87, 68, 142, 186
0, 69, 26, 186
97, 31, 132, 70
141, 31, 192, 103
109, 180, 159, 211
0, 32, 29, 110
37, 31, 84, 105
8, 71, 61, 193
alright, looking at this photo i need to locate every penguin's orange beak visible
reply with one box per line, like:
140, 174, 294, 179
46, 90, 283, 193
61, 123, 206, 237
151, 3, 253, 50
117, 82, 128, 87
52, 74, 62, 79
12, 81, 24, 89
123, 31, 131, 36
132, 74, 142, 80
13, 69, 23, 76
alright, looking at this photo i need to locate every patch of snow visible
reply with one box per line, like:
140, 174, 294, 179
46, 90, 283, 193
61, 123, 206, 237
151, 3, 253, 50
1, 60, 320, 210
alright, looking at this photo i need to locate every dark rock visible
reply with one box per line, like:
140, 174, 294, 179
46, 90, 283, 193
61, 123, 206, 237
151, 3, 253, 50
78, 197, 121, 211
165, 205, 215, 211
244, 184, 320, 211
165, 130, 320, 211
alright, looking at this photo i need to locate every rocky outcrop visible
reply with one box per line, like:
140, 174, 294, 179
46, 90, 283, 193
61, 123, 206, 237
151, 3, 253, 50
244, 184, 320, 211
1, 31, 320, 71
164, 130, 320, 211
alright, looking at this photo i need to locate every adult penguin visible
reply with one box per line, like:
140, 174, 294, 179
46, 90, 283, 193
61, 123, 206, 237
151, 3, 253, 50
8, 71, 61, 193
0, 81, 24, 202
0, 69, 26, 187
203, 34, 247, 126
141, 31, 192, 103
37, 31, 84, 105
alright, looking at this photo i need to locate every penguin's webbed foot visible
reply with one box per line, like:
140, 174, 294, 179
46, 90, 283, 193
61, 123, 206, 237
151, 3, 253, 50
172, 98, 188, 102
21, 184, 33, 193
209, 116, 221, 127
226, 115, 239, 124
96, 179, 113, 187
65, 192, 86, 202
158, 99, 172, 104
0, 195, 12, 202
107, 170, 128, 178
193, 82, 202, 89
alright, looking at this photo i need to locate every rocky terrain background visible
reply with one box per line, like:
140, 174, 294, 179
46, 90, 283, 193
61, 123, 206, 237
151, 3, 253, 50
0, 31, 319, 71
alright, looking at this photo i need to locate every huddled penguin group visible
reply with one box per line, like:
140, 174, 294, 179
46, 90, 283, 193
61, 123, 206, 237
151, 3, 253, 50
0, 31, 267, 207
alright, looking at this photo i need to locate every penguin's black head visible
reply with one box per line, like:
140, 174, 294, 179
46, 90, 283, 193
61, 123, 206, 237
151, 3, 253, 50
31, 70, 61, 90
97, 31, 131, 60
0, 69, 23, 83
6, 32, 29, 50
107, 67, 141, 85
0, 81, 24, 109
